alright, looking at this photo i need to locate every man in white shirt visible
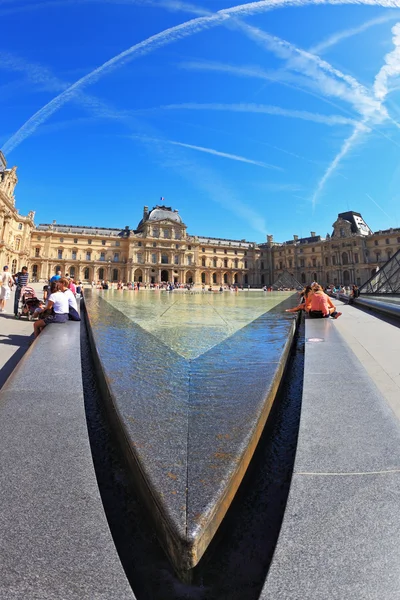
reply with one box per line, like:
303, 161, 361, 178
0, 266, 13, 312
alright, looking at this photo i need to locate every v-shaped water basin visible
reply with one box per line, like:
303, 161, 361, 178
84, 290, 296, 574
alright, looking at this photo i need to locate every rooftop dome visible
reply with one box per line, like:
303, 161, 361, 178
147, 205, 182, 223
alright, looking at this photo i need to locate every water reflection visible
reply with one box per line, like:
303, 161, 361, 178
99, 290, 294, 358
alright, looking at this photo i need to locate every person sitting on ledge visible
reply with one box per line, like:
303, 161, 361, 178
285, 285, 313, 313
309, 284, 342, 319
33, 281, 70, 338
59, 277, 81, 321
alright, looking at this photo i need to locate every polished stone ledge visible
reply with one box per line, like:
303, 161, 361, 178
0, 321, 134, 599
355, 296, 400, 319
261, 317, 400, 599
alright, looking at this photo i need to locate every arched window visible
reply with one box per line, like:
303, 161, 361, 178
301, 272, 306, 283
98, 268, 105, 280
161, 253, 168, 264
342, 252, 348, 265
201, 257, 206, 267
224, 273, 228, 284
201, 272, 206, 283
69, 266, 76, 278
55, 265, 61, 273
32, 265, 38, 279
313, 272, 317, 281
112, 268, 119, 281
84, 267, 90, 280
213, 273, 217, 284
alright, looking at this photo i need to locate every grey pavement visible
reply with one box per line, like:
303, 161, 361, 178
0, 301, 134, 599
334, 299, 400, 422
0, 285, 42, 389
261, 302, 400, 600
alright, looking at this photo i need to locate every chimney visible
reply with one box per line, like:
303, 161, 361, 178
293, 235, 298, 241
267, 234, 274, 243
310, 231, 316, 237
143, 206, 149, 220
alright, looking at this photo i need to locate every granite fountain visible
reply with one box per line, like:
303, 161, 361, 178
83, 289, 297, 578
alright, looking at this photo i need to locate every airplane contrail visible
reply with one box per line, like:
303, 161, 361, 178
4, 0, 400, 154
157, 101, 359, 126
311, 11, 399, 53
366, 193, 394, 220
312, 19, 400, 206
131, 135, 284, 170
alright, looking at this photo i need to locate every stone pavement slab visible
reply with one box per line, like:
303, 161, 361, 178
0, 317, 135, 599
261, 311, 400, 600
0, 308, 34, 390
333, 300, 400, 422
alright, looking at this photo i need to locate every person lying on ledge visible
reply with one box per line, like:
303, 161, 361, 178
33, 281, 69, 338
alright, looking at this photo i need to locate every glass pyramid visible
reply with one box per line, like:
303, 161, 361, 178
272, 270, 302, 290
360, 249, 400, 294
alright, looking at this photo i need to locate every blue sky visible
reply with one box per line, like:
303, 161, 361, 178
2, 0, 400, 243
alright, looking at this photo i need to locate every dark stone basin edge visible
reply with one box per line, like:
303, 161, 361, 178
81, 298, 192, 573
189, 316, 299, 569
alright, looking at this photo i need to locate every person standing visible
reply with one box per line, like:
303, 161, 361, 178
13, 266, 29, 317
0, 266, 14, 312
50, 269, 62, 284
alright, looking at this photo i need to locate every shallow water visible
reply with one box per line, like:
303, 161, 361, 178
98, 290, 294, 358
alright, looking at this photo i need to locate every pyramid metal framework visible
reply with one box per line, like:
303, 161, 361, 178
272, 270, 302, 290
360, 248, 400, 294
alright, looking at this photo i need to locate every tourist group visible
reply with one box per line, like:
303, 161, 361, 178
0, 266, 81, 339
285, 283, 348, 318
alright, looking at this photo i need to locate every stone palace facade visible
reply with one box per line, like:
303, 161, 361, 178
1, 157, 400, 288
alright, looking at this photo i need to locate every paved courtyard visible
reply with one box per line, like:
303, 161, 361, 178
0, 283, 44, 389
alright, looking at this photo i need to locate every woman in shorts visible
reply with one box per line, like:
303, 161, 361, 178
33, 281, 69, 338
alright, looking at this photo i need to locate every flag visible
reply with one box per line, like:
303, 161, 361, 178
160, 197, 165, 201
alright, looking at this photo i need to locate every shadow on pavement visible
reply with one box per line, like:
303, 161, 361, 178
0, 332, 33, 389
